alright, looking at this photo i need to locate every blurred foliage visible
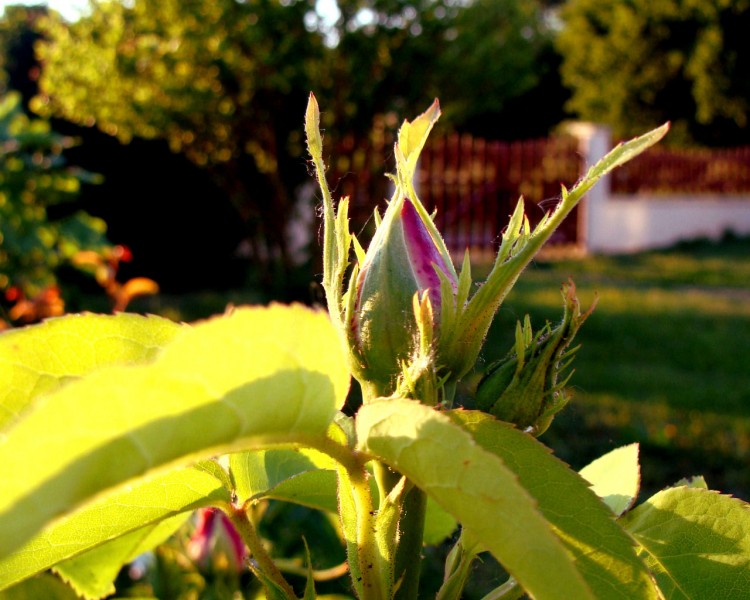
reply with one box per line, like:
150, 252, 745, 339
557, 0, 750, 146
0, 4, 44, 100
0, 91, 111, 318
33, 0, 324, 272
315, 0, 567, 139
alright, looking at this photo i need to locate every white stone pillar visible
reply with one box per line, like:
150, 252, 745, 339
564, 123, 612, 254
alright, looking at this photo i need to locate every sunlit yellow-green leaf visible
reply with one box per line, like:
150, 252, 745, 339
231, 447, 337, 502
449, 412, 657, 600
53, 513, 189, 600
0, 313, 183, 430
0, 573, 79, 600
0, 304, 349, 558
230, 448, 339, 513
0, 465, 229, 590
580, 444, 641, 517
621, 487, 750, 599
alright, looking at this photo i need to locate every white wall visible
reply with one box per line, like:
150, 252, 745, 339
569, 123, 750, 254
586, 194, 750, 254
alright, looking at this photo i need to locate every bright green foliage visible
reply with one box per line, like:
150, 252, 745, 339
356, 397, 597, 600
447, 411, 658, 600
0, 465, 230, 590
53, 513, 189, 600
580, 444, 641, 517
33, 0, 322, 267
557, 0, 750, 145
33, 0, 319, 167
1, 95, 748, 600
0, 304, 349, 558
0, 312, 183, 430
0, 92, 109, 297
622, 487, 750, 598
0, 573, 80, 599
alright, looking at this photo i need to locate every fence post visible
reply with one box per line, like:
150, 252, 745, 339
564, 123, 612, 254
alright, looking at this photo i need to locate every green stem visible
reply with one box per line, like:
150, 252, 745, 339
222, 503, 297, 599
392, 486, 427, 600
349, 462, 388, 600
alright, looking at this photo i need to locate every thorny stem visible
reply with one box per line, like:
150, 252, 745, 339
297, 431, 387, 600
350, 464, 388, 600
392, 487, 427, 600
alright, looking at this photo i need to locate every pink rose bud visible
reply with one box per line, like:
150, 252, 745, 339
351, 198, 457, 395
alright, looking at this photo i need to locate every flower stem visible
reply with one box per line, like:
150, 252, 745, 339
343, 460, 389, 600
222, 502, 297, 599
392, 486, 427, 600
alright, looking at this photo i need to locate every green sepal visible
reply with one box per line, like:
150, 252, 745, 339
397, 98, 441, 181
302, 538, 317, 600
435, 533, 481, 600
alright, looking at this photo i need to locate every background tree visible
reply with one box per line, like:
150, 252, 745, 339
557, 0, 750, 146
0, 4, 45, 102
33, 0, 325, 276
320, 0, 566, 139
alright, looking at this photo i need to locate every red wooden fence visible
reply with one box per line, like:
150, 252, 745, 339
611, 144, 750, 195
326, 131, 750, 257
329, 133, 583, 256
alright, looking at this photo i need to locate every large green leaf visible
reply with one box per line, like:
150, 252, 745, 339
0, 313, 183, 430
53, 512, 189, 600
0, 465, 229, 590
355, 398, 594, 600
579, 444, 641, 517
449, 412, 657, 600
621, 487, 750, 599
0, 304, 350, 558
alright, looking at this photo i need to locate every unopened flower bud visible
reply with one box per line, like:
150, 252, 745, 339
188, 508, 247, 573
351, 197, 457, 395
476, 281, 595, 436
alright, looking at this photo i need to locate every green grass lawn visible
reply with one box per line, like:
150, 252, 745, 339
469, 235, 750, 501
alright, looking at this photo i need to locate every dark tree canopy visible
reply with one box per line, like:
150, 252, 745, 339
557, 0, 750, 146
321, 0, 567, 139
